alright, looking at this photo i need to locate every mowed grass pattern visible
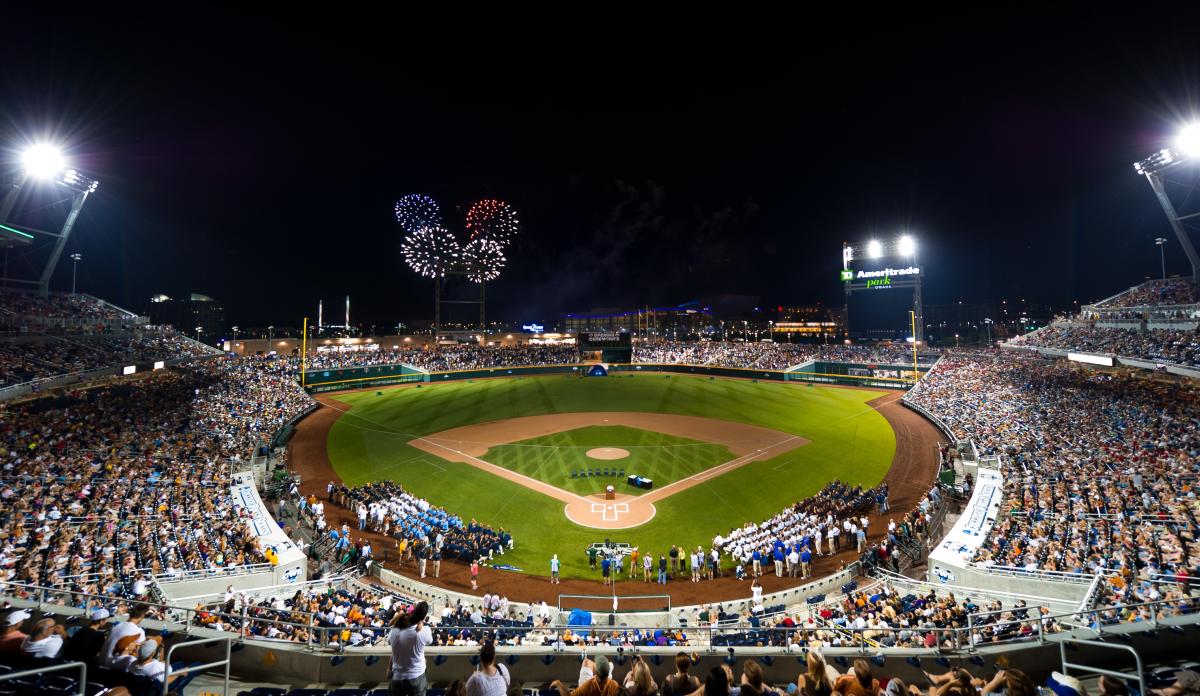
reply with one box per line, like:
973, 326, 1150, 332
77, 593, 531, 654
480, 425, 734, 497
325, 375, 896, 580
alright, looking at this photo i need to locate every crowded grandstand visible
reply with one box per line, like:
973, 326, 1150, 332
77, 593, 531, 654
2, 283, 1199, 695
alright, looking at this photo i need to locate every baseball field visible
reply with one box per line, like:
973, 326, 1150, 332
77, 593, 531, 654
315, 373, 897, 581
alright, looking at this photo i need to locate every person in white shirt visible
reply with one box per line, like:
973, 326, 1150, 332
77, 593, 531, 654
20, 618, 65, 658
388, 602, 432, 696
465, 642, 510, 696
128, 639, 168, 684
99, 605, 148, 667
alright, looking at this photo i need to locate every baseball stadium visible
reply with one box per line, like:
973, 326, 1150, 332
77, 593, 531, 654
3, 20, 1200, 696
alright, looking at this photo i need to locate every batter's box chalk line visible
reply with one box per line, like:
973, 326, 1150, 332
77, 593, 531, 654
590, 502, 630, 521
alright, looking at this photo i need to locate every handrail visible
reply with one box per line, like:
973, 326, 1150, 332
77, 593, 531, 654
965, 565, 1110, 584
152, 562, 275, 584
164, 634, 233, 696
5, 570, 1198, 654
166, 574, 355, 605
1059, 638, 1146, 696
1079, 573, 1107, 612
0, 660, 87, 695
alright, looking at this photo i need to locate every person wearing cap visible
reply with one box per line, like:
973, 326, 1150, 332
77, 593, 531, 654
0, 610, 30, 653
21, 617, 66, 658
550, 651, 619, 696
1151, 670, 1200, 696
60, 608, 110, 666
109, 633, 142, 672
1044, 672, 1085, 696
128, 638, 168, 683
874, 679, 906, 696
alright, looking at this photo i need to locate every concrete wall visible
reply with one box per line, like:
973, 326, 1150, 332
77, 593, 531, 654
927, 563, 1091, 604
374, 564, 861, 628
164, 616, 1200, 688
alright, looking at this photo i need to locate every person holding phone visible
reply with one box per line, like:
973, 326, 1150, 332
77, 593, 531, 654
388, 602, 432, 696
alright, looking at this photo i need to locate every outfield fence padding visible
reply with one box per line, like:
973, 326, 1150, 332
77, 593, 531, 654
303, 361, 925, 395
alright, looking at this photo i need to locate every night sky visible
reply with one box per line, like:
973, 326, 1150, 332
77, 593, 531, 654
3, 10, 1199, 329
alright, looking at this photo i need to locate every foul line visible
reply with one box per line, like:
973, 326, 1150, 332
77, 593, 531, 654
413, 436, 589, 506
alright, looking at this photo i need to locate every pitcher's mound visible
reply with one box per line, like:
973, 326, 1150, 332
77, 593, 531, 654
586, 447, 630, 460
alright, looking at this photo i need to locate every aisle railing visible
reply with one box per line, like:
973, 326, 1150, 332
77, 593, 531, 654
3, 576, 1197, 654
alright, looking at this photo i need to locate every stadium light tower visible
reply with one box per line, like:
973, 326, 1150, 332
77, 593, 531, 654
1134, 123, 1200, 283
1155, 237, 1168, 279
0, 141, 101, 295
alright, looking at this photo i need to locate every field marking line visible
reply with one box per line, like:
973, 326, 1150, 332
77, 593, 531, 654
412, 436, 589, 505
317, 397, 428, 439
339, 452, 440, 486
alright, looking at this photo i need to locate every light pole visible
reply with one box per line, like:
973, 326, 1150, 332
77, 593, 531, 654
984, 318, 993, 345
268, 325, 275, 343
1134, 124, 1200, 284
1155, 237, 1168, 280
3, 144, 101, 296
232, 325, 240, 341
955, 333, 960, 347
69, 253, 82, 294
195, 325, 203, 343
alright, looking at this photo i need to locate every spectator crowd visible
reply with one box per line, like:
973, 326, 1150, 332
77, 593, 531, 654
905, 352, 1200, 607
1008, 324, 1199, 367
0, 330, 216, 388
305, 341, 938, 374
0, 355, 314, 598
1092, 279, 1200, 310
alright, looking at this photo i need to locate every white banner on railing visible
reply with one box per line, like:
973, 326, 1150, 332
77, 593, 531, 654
1068, 352, 1114, 367
230, 472, 307, 585
928, 466, 1003, 583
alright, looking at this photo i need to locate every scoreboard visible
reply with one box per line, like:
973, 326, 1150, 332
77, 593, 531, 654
579, 331, 632, 363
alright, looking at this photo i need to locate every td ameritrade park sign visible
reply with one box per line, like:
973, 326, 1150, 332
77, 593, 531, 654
840, 266, 920, 288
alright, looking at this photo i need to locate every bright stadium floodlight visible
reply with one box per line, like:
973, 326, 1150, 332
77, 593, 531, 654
868, 240, 882, 258
1176, 123, 1200, 159
1134, 122, 1200, 284
21, 143, 65, 179
898, 235, 916, 256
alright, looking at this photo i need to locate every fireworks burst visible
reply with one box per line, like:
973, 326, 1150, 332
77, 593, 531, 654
401, 226, 461, 278
394, 194, 441, 233
465, 199, 520, 246
461, 237, 507, 283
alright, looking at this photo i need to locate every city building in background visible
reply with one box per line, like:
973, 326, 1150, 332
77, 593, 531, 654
772, 304, 846, 342
147, 292, 225, 344
562, 301, 714, 339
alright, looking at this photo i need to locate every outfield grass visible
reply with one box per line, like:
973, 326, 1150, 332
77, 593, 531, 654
480, 425, 734, 497
324, 374, 895, 580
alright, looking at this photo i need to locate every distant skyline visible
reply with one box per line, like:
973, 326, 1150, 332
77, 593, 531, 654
2, 10, 1199, 327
